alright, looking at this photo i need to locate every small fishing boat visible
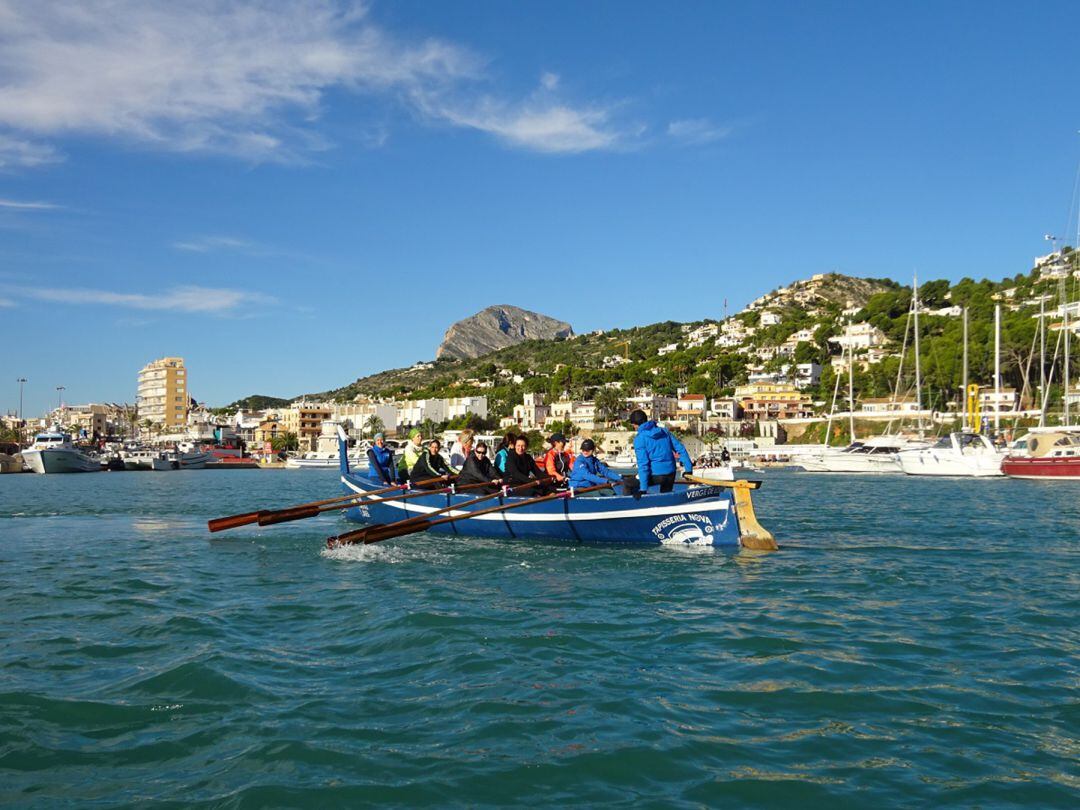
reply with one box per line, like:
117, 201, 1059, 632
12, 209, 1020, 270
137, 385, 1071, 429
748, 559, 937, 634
1001, 432, 1080, 480
336, 433, 770, 547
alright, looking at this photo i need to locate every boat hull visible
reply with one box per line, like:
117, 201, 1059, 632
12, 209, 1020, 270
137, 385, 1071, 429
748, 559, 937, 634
798, 453, 901, 473
340, 470, 743, 546
22, 448, 101, 474
897, 451, 1004, 477
1001, 456, 1080, 480
286, 455, 363, 469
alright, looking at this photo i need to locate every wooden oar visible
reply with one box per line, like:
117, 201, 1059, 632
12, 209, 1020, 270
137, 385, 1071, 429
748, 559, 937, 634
257, 479, 499, 526
684, 475, 777, 551
207, 475, 454, 532
328, 478, 552, 546
343, 482, 615, 546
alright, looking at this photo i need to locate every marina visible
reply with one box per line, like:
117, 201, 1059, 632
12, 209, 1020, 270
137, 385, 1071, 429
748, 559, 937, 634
2, 2, 1079, 806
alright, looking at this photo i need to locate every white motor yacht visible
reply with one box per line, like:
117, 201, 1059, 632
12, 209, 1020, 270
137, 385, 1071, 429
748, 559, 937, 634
896, 432, 1006, 477
21, 431, 101, 474
798, 436, 930, 474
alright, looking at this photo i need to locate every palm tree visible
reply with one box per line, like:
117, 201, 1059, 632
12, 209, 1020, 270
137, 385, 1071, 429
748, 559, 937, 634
364, 415, 385, 438
271, 432, 299, 453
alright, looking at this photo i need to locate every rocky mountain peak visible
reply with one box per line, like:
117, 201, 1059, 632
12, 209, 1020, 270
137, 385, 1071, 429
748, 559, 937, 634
436, 305, 574, 360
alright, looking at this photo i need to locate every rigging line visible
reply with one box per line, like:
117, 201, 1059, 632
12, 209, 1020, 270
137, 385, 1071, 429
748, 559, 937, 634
1011, 317, 1040, 430
1040, 322, 1064, 417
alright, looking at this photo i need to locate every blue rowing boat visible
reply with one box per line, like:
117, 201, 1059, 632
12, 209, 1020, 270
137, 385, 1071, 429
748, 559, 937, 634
337, 434, 772, 547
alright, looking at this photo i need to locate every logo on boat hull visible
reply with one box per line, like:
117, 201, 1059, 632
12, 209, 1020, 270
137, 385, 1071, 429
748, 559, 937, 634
651, 513, 716, 544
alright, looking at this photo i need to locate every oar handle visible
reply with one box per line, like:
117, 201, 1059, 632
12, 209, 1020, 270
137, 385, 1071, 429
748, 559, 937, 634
257, 505, 319, 526
208, 512, 261, 532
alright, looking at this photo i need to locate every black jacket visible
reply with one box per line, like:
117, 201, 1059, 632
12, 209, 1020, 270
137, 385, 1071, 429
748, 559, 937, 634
410, 450, 451, 488
457, 452, 499, 488
503, 450, 541, 487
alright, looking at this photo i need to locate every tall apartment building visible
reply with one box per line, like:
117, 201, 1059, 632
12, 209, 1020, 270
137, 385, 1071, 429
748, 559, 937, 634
137, 357, 188, 428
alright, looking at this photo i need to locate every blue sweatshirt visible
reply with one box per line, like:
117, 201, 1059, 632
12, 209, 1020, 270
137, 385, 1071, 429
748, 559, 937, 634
367, 445, 395, 484
633, 420, 693, 490
569, 453, 622, 488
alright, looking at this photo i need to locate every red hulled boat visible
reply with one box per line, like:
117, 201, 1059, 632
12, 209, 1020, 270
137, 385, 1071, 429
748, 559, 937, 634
1001, 432, 1080, 480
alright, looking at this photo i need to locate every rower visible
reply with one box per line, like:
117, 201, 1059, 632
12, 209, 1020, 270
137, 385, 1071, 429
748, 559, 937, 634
366, 433, 395, 485
628, 409, 693, 494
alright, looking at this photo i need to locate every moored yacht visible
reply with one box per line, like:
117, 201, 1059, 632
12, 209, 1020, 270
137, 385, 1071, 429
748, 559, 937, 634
797, 435, 930, 473
896, 432, 1006, 477
21, 431, 102, 474
1001, 431, 1080, 479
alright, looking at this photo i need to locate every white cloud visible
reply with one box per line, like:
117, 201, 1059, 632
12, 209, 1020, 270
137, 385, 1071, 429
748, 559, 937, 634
4, 283, 275, 314
0, 197, 60, 210
0, 1, 634, 160
414, 74, 637, 154
667, 118, 732, 146
0, 296, 14, 306
172, 235, 256, 253
0, 133, 62, 168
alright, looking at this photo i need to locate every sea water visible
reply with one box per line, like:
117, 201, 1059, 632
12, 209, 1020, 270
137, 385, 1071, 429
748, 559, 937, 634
0, 469, 1076, 807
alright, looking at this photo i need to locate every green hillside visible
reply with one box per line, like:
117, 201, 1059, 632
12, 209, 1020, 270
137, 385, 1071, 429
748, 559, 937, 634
226, 259, 1079, 425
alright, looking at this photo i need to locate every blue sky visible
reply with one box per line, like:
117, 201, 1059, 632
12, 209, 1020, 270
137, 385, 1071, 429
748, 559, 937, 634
1, 0, 1078, 416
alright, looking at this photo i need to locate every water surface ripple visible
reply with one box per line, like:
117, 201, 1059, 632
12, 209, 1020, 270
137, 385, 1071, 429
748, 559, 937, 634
1, 470, 1077, 807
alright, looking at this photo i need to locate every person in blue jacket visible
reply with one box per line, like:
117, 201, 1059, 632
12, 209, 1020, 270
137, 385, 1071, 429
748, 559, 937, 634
629, 409, 693, 493
568, 438, 623, 494
366, 433, 396, 485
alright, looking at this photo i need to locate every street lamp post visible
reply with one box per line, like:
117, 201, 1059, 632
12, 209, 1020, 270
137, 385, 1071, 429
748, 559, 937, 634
16, 378, 26, 447
56, 386, 65, 411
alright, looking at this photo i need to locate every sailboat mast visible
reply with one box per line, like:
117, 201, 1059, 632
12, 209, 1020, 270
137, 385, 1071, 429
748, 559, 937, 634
962, 307, 969, 428
994, 303, 1001, 433
1039, 295, 1046, 427
912, 276, 923, 436
848, 332, 855, 442
1066, 293, 1071, 427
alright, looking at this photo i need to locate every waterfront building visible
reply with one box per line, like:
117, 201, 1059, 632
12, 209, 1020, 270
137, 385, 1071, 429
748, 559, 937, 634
446, 396, 488, 421
859, 396, 921, 415
255, 419, 286, 447
137, 357, 188, 429
396, 398, 449, 428
735, 382, 814, 421
281, 402, 332, 451
546, 399, 600, 431
978, 388, 1019, 417
510, 392, 550, 430
329, 402, 399, 438
626, 394, 678, 420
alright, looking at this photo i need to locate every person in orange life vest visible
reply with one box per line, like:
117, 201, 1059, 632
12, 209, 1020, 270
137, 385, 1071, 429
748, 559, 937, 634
541, 432, 575, 488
